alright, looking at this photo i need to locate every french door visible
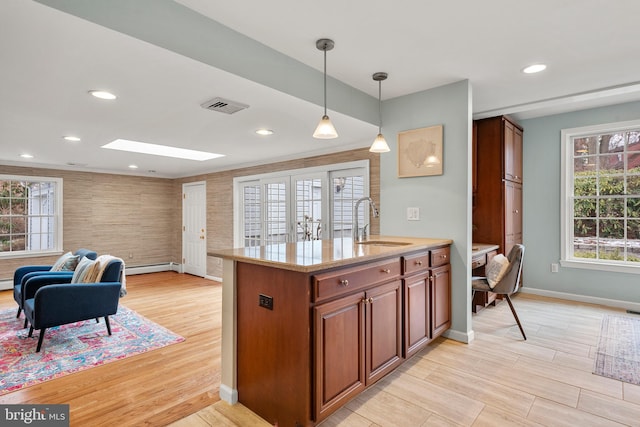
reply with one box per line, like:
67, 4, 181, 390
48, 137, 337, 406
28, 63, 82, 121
235, 162, 369, 247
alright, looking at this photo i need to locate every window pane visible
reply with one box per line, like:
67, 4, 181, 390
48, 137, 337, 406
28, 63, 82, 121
598, 197, 624, 217
574, 219, 596, 238
574, 198, 596, 218
598, 176, 624, 195
626, 220, 640, 262
627, 175, 640, 194
599, 219, 624, 239
574, 137, 598, 156
574, 176, 597, 196
599, 133, 625, 154
627, 198, 640, 218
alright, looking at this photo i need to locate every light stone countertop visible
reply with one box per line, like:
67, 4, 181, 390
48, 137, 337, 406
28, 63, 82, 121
208, 235, 453, 273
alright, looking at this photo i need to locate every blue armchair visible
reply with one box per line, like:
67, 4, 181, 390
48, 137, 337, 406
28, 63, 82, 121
13, 248, 98, 324
24, 258, 123, 352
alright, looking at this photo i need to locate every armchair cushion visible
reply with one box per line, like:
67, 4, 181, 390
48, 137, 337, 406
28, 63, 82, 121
486, 254, 510, 288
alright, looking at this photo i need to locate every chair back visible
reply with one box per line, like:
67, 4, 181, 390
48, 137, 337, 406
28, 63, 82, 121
492, 244, 525, 295
74, 248, 98, 261
101, 259, 124, 282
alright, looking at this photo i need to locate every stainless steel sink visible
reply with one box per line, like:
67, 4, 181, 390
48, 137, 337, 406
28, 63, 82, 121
356, 240, 412, 247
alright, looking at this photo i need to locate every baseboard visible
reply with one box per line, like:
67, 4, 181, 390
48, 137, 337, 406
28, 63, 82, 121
206, 274, 222, 282
520, 287, 640, 312
0, 280, 11, 291
219, 384, 238, 404
443, 328, 474, 344
126, 262, 178, 275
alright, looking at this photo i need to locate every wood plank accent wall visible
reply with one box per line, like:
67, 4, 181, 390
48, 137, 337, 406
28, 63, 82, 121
1, 148, 379, 281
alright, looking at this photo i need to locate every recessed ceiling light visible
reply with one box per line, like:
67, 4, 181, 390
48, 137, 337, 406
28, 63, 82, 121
89, 90, 117, 100
102, 139, 224, 161
128, 164, 139, 169
255, 129, 274, 136
20, 154, 33, 159
522, 64, 547, 74
63, 136, 81, 142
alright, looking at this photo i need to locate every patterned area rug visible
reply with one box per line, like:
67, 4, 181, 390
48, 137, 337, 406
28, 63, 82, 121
0, 305, 184, 395
594, 314, 640, 385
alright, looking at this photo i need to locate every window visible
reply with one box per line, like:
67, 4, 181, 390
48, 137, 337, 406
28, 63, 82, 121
234, 161, 369, 247
561, 120, 640, 272
0, 175, 63, 258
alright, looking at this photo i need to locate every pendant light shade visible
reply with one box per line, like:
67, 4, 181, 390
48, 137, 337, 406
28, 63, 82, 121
313, 39, 338, 139
369, 72, 390, 153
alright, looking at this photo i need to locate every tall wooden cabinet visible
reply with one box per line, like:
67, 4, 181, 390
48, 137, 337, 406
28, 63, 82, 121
473, 115, 523, 259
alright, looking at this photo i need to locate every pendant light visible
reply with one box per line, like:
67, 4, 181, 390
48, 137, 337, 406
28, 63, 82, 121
369, 72, 390, 153
313, 39, 338, 139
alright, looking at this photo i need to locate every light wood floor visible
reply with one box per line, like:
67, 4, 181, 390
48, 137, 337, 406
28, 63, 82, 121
3, 273, 640, 426
0, 271, 222, 426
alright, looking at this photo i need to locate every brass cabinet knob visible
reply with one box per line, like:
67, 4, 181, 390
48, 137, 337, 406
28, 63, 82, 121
416, 260, 423, 266
340, 279, 349, 286
382, 268, 391, 274
368, 297, 374, 304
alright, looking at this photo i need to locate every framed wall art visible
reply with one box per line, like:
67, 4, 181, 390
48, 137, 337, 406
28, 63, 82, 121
397, 124, 443, 177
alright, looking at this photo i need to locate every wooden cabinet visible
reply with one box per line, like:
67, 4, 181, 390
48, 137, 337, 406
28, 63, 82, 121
432, 264, 451, 337
473, 115, 524, 258
235, 243, 451, 426
403, 247, 451, 358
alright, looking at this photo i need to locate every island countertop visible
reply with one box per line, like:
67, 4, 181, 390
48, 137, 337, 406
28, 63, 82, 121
208, 235, 453, 273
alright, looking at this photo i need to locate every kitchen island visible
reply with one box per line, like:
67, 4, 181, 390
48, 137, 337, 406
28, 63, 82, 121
209, 235, 453, 426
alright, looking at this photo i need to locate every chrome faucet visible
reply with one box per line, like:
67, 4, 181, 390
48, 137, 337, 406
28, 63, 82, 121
353, 197, 379, 242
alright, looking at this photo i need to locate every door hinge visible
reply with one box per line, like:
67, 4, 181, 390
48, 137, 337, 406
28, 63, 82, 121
183, 225, 186, 231
183, 193, 186, 199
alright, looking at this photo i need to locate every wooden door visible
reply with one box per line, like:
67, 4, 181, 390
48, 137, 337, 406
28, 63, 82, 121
365, 280, 403, 384
404, 272, 431, 358
314, 292, 366, 421
432, 264, 451, 337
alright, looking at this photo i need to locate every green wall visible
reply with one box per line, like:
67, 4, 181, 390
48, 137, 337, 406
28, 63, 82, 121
521, 101, 640, 308
380, 80, 473, 341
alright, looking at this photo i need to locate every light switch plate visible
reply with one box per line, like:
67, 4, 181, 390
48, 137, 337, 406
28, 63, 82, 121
407, 207, 420, 221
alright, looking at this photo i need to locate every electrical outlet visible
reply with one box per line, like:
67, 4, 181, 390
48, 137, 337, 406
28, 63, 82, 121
259, 294, 273, 310
551, 263, 559, 273
407, 207, 420, 221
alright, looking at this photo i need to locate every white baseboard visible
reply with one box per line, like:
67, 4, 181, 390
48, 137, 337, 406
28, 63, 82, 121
125, 262, 178, 275
520, 287, 640, 312
219, 384, 238, 404
0, 280, 11, 291
443, 328, 474, 343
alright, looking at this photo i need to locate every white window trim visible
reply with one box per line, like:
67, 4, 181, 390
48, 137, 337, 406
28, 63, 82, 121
0, 174, 63, 259
233, 160, 370, 247
560, 119, 640, 274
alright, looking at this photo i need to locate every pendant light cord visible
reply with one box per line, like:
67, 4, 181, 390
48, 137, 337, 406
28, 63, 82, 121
378, 80, 382, 133
323, 49, 327, 116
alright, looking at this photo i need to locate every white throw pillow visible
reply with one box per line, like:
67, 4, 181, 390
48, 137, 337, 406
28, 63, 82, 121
486, 254, 510, 289
71, 257, 96, 283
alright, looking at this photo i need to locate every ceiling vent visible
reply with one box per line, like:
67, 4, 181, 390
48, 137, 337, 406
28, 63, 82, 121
200, 97, 249, 114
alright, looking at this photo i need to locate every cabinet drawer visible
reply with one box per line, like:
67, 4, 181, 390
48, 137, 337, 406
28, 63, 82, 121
403, 252, 430, 275
430, 247, 450, 267
471, 255, 486, 270
313, 258, 401, 303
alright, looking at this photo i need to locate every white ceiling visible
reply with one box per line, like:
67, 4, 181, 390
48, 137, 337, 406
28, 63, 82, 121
2, 0, 640, 178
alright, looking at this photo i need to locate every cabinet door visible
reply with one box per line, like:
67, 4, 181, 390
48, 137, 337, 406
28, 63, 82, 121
404, 272, 431, 358
314, 292, 366, 420
504, 181, 522, 255
502, 120, 515, 181
513, 126, 523, 182
365, 280, 403, 384
432, 264, 451, 338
